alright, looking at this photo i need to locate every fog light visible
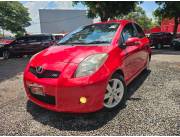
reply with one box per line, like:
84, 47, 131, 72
80, 97, 87, 104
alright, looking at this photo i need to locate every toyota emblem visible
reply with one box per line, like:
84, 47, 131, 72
36, 66, 44, 74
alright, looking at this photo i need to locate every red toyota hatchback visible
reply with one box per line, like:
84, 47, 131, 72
24, 20, 151, 113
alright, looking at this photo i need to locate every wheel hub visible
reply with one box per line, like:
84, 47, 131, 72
104, 78, 124, 108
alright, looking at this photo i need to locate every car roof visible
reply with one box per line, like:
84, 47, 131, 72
17, 34, 52, 39
94, 19, 132, 25
25, 34, 52, 37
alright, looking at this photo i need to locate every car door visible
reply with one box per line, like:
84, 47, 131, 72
40, 35, 54, 49
11, 37, 27, 53
133, 23, 149, 69
26, 36, 42, 53
120, 23, 142, 82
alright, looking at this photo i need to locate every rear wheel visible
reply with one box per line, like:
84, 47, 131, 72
2, 50, 10, 59
104, 74, 127, 110
171, 44, 180, 50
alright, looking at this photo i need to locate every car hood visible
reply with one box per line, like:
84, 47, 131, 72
31, 45, 111, 65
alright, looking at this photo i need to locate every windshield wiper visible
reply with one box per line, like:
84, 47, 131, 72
70, 42, 88, 44
58, 41, 109, 45
58, 42, 70, 45
87, 41, 110, 44
58, 42, 87, 45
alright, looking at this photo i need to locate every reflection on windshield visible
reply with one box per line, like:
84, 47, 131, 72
58, 23, 120, 45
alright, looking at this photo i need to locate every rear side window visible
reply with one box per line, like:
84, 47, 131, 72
54, 35, 63, 41
121, 23, 137, 42
134, 24, 145, 38
27, 36, 53, 43
40, 36, 53, 41
27, 37, 39, 43
17, 37, 27, 43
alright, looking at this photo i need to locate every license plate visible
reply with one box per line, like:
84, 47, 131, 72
29, 85, 44, 96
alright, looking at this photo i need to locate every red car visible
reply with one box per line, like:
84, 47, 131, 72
0, 36, 14, 45
24, 20, 151, 113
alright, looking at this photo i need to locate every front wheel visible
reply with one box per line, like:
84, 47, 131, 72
2, 50, 10, 59
104, 74, 127, 110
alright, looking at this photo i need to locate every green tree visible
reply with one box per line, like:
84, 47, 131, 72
73, 2, 139, 21
154, 2, 180, 37
0, 1, 31, 36
121, 6, 155, 30
153, 11, 162, 26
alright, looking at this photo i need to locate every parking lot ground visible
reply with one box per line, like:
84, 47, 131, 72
0, 49, 179, 135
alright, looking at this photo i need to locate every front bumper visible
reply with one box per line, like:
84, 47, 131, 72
24, 63, 110, 113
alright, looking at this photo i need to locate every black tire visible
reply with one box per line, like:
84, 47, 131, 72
104, 73, 127, 111
172, 45, 180, 50
2, 50, 10, 59
174, 47, 180, 50
16, 55, 24, 58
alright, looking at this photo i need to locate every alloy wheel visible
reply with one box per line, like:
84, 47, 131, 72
104, 78, 124, 108
3, 50, 10, 59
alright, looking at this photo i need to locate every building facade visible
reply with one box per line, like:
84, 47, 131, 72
39, 9, 93, 34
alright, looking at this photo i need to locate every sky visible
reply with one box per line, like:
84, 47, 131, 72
21, 1, 159, 34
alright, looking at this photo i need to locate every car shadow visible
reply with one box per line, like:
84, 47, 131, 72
0, 57, 29, 83
127, 69, 151, 101
26, 69, 151, 131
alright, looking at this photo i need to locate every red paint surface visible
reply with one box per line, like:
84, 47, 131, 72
0, 39, 13, 45
161, 18, 180, 33
150, 26, 161, 33
24, 20, 151, 113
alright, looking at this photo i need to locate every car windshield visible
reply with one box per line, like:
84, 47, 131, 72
58, 23, 120, 45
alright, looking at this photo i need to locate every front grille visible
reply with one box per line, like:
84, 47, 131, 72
29, 67, 60, 78
29, 88, 55, 105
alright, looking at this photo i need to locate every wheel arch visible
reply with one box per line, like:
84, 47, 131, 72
111, 69, 124, 78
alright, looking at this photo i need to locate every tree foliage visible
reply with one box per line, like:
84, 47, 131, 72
0, 1, 31, 36
73, 2, 139, 21
153, 11, 162, 26
121, 6, 156, 30
154, 2, 180, 37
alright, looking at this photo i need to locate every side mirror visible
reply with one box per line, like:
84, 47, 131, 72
125, 37, 140, 46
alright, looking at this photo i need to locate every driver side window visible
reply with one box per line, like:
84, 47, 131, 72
16, 37, 27, 44
121, 23, 137, 42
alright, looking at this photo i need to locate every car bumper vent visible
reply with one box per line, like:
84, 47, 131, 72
29, 88, 56, 105
29, 67, 60, 78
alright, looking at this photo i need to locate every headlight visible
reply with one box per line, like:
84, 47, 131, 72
75, 53, 108, 78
